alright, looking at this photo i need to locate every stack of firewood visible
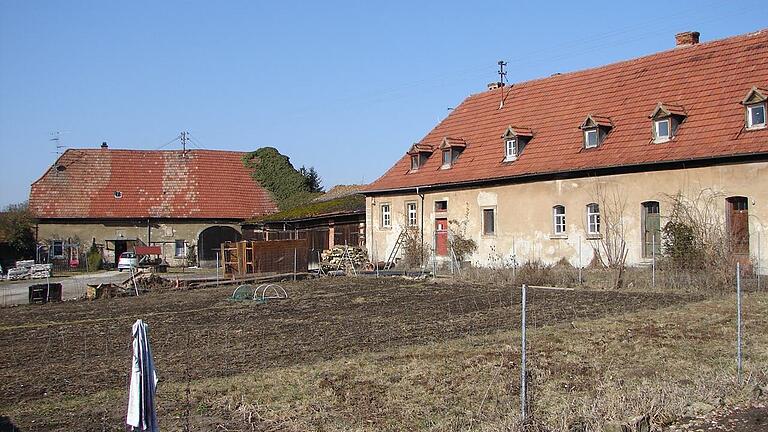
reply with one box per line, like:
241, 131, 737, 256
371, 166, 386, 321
6, 260, 53, 280
321, 246, 368, 268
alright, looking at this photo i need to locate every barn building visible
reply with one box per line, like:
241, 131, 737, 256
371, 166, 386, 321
29, 146, 277, 268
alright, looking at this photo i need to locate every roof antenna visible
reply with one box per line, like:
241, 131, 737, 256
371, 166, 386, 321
50, 131, 68, 157
498, 60, 507, 109
180, 131, 189, 155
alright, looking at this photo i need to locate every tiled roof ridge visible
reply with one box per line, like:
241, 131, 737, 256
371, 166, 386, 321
470, 28, 767, 100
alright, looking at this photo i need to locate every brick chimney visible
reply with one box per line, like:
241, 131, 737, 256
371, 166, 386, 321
675, 31, 700, 47
101, 141, 108, 149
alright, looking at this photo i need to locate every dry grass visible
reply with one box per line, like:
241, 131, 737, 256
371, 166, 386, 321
457, 261, 763, 295
190, 293, 768, 431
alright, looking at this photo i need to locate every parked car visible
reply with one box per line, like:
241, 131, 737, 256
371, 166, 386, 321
117, 252, 139, 272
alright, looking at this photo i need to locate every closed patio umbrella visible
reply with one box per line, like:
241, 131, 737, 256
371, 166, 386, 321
126, 319, 159, 431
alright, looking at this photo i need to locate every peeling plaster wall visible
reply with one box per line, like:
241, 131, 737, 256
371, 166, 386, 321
36, 220, 242, 267
367, 162, 768, 274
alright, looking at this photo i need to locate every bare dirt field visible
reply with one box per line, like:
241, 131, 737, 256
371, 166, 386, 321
1, 277, 763, 431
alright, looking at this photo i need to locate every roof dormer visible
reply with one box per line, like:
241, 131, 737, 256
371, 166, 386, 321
742, 86, 767, 130
579, 114, 613, 149
439, 137, 466, 169
406, 143, 433, 172
648, 102, 687, 143
501, 126, 533, 162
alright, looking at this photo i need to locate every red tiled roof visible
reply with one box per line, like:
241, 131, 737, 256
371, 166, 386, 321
368, 30, 768, 192
29, 149, 278, 219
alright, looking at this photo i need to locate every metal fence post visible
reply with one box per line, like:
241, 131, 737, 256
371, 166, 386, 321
737, 261, 742, 385
293, 248, 297, 282
758, 231, 762, 291
578, 236, 582, 284
520, 283, 527, 421
215, 252, 219, 287
652, 233, 656, 289
432, 229, 437, 277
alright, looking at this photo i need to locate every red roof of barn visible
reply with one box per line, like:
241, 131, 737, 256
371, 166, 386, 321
29, 149, 278, 219
368, 30, 768, 192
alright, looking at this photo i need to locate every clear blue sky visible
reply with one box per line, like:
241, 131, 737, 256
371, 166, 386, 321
1, 1, 766, 208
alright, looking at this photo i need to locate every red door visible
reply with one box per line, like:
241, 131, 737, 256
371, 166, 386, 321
435, 218, 448, 256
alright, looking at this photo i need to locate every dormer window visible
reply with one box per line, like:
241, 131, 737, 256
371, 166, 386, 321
648, 103, 686, 143
501, 126, 533, 161
654, 119, 670, 141
439, 137, 466, 169
505, 139, 517, 159
442, 149, 452, 168
742, 87, 767, 130
584, 129, 599, 148
749, 104, 766, 128
406, 143, 433, 172
579, 115, 612, 149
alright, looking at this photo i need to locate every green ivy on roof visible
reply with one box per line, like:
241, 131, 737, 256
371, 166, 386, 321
249, 193, 365, 223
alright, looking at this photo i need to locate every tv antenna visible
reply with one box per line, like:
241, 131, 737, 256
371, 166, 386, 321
497, 60, 508, 109
50, 131, 69, 157
180, 131, 189, 154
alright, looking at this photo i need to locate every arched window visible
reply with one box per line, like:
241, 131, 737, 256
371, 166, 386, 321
553, 205, 566, 234
586, 203, 600, 235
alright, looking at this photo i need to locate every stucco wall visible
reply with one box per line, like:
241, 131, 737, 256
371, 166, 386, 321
36, 220, 241, 267
366, 162, 768, 274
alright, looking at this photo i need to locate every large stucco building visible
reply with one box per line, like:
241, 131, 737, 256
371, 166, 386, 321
29, 146, 277, 267
365, 30, 768, 273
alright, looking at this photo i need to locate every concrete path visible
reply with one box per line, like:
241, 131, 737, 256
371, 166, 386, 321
0, 269, 216, 305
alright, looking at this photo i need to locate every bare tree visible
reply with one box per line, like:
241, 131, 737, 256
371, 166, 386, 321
588, 181, 629, 289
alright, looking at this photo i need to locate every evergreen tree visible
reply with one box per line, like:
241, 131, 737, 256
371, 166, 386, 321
299, 166, 323, 193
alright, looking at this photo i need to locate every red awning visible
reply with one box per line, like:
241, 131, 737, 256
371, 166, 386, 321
135, 246, 161, 255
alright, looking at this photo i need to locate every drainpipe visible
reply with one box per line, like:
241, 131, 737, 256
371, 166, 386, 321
147, 218, 151, 246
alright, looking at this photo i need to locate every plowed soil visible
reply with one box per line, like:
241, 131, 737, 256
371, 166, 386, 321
1, 277, 698, 431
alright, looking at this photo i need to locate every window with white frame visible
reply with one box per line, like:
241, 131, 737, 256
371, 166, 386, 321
505, 139, 517, 160
482, 208, 495, 235
654, 118, 671, 142
553, 205, 566, 235
381, 203, 391, 228
584, 129, 599, 148
406, 202, 417, 226
174, 240, 186, 257
586, 203, 600, 235
441, 149, 452, 168
747, 103, 766, 129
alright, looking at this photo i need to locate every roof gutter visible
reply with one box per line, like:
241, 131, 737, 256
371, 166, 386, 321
362, 151, 768, 195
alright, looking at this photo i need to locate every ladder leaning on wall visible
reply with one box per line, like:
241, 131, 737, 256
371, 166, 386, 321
384, 230, 406, 269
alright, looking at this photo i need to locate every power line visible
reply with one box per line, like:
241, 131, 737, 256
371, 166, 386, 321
155, 134, 182, 150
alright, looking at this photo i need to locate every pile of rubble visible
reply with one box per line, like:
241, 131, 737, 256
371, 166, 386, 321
87, 271, 184, 300
321, 246, 368, 271
124, 271, 180, 291
6, 260, 53, 280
